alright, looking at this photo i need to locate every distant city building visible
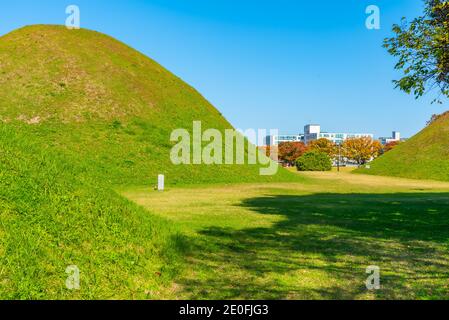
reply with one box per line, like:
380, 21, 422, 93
303, 124, 321, 144
265, 124, 374, 146
265, 134, 304, 146
379, 131, 401, 145
304, 125, 374, 145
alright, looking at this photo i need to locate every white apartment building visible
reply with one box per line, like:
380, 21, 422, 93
265, 124, 374, 146
304, 124, 374, 145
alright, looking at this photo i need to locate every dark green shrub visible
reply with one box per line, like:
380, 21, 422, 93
296, 150, 332, 171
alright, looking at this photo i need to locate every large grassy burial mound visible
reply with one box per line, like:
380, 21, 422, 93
0, 24, 294, 186
0, 25, 295, 299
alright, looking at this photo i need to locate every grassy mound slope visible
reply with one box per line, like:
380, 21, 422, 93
0, 25, 295, 186
0, 125, 184, 299
356, 112, 449, 181
0, 25, 298, 299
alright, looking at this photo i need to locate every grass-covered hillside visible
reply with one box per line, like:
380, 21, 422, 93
0, 25, 294, 186
357, 111, 449, 181
0, 25, 297, 299
0, 125, 184, 299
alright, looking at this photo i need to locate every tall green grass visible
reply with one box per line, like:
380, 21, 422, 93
0, 125, 186, 299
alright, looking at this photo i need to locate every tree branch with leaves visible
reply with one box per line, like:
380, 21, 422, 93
384, 0, 449, 103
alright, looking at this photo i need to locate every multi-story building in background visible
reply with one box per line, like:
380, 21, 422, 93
304, 125, 374, 145
265, 134, 304, 146
379, 131, 401, 145
265, 124, 374, 146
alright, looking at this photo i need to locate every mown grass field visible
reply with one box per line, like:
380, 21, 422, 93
124, 171, 449, 300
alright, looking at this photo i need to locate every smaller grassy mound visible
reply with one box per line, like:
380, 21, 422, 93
356, 111, 449, 181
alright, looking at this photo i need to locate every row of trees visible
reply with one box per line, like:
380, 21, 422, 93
270, 0, 449, 171
275, 137, 400, 167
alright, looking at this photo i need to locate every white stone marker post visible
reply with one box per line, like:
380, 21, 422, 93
158, 174, 165, 191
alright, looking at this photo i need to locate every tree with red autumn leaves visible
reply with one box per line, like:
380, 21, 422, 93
278, 142, 308, 166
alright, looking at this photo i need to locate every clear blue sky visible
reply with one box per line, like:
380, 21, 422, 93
1, 0, 447, 139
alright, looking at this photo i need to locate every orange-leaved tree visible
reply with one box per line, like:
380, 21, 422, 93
278, 142, 308, 165
342, 137, 382, 165
308, 138, 337, 158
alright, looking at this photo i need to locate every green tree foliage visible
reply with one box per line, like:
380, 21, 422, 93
384, 0, 449, 102
296, 150, 332, 172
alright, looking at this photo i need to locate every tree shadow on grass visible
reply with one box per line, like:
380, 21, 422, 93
176, 192, 449, 300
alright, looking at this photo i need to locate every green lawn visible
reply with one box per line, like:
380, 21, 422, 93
123, 171, 449, 300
